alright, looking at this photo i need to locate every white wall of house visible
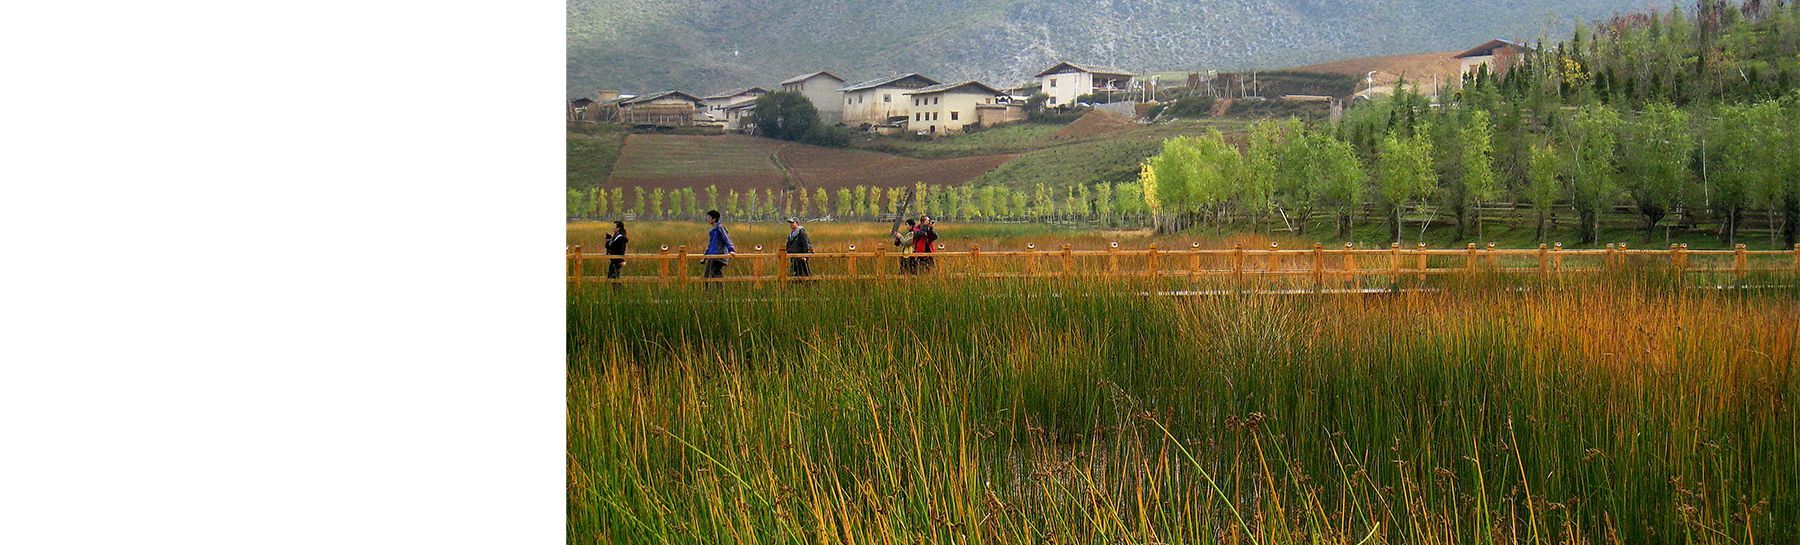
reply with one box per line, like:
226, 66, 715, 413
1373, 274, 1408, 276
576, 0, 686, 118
1040, 70, 1092, 107
841, 87, 915, 127
782, 75, 843, 125
907, 90, 1001, 134
1458, 55, 1495, 78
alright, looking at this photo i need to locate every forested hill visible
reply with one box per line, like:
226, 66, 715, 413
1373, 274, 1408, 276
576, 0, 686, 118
569, 0, 1661, 97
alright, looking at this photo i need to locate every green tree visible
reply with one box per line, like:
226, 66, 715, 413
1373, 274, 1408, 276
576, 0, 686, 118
650, 188, 665, 219
1309, 133, 1368, 238
1706, 101, 1784, 245
835, 188, 853, 218
1375, 131, 1435, 243
1618, 102, 1693, 241
1562, 105, 1621, 245
1093, 183, 1114, 225
566, 189, 585, 219
632, 187, 646, 216
814, 187, 830, 217
609, 188, 624, 218
1457, 110, 1500, 240
747, 92, 819, 141
1526, 141, 1562, 242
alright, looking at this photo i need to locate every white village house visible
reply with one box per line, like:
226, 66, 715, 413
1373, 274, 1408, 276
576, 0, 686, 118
779, 71, 846, 126
1454, 39, 1532, 79
904, 80, 1007, 135
699, 87, 768, 128
1035, 61, 1134, 107
838, 73, 940, 129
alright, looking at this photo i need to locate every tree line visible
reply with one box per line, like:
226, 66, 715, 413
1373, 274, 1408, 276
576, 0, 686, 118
566, 181, 1155, 225
1144, 0, 1800, 245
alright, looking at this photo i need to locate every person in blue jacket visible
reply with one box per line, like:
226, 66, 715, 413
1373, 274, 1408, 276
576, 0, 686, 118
703, 209, 735, 280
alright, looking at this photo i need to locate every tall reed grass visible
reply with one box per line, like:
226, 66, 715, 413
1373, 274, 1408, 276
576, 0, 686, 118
568, 274, 1797, 544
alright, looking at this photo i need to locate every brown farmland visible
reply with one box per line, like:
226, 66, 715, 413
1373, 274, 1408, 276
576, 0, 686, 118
605, 133, 1014, 192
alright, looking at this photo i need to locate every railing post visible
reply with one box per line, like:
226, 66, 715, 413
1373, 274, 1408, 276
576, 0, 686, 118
677, 245, 689, 285
1605, 243, 1617, 271
1734, 243, 1747, 281
971, 243, 981, 276
777, 248, 788, 283
1669, 243, 1681, 277
1062, 244, 1073, 277
1389, 242, 1401, 287
1537, 243, 1548, 278
1107, 242, 1119, 274
751, 245, 765, 281
1267, 242, 1280, 278
1679, 244, 1690, 274
1416, 243, 1429, 281
1026, 244, 1038, 276
874, 245, 886, 280
1552, 243, 1564, 277
1793, 243, 1799, 273
1618, 242, 1629, 271
1188, 242, 1201, 281
1342, 242, 1356, 287
659, 245, 670, 281
572, 245, 583, 289
1147, 243, 1160, 281
1232, 243, 1244, 283
847, 244, 858, 278
1485, 242, 1497, 271
1312, 242, 1325, 289
1465, 243, 1478, 274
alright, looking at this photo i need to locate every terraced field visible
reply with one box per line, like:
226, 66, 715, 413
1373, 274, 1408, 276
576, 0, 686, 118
604, 134, 1015, 192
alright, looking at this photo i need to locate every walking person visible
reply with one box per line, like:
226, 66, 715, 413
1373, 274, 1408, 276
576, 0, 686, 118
785, 217, 813, 278
604, 221, 628, 280
703, 210, 735, 284
913, 215, 939, 273
892, 219, 917, 274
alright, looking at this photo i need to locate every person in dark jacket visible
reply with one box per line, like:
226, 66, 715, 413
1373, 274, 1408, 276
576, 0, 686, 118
785, 217, 813, 277
703, 210, 735, 281
604, 221, 628, 279
913, 215, 939, 273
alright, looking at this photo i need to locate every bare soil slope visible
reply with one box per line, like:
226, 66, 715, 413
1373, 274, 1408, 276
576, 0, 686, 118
1289, 50, 1461, 87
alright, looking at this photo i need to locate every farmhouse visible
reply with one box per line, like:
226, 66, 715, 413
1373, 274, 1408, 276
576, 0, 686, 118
722, 101, 757, 131
904, 81, 1008, 134
838, 73, 940, 129
780, 71, 846, 125
1454, 39, 1532, 79
1036, 61, 1134, 107
616, 91, 704, 126
700, 87, 769, 125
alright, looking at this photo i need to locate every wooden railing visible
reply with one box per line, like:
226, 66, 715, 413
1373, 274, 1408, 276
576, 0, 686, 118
567, 242, 1800, 287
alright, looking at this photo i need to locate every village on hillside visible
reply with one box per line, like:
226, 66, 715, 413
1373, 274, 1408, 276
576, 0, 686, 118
567, 40, 1526, 134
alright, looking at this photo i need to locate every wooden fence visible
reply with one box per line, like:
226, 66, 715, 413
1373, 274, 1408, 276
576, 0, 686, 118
567, 242, 1800, 287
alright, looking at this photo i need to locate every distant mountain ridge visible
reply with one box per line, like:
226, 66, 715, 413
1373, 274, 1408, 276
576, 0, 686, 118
568, 0, 1662, 98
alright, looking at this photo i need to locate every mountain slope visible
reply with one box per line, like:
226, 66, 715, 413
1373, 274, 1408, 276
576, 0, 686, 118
568, 0, 1661, 97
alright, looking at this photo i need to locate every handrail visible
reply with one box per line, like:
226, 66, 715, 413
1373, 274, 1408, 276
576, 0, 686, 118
567, 242, 1800, 286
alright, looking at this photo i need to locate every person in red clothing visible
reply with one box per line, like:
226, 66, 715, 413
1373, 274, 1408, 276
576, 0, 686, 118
912, 215, 938, 273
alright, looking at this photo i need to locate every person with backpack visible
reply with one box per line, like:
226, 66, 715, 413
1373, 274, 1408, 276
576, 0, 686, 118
603, 221, 628, 280
784, 217, 813, 277
703, 210, 735, 282
892, 219, 917, 274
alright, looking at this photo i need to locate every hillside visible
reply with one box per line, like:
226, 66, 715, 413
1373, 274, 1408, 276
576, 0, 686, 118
568, 0, 1661, 97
